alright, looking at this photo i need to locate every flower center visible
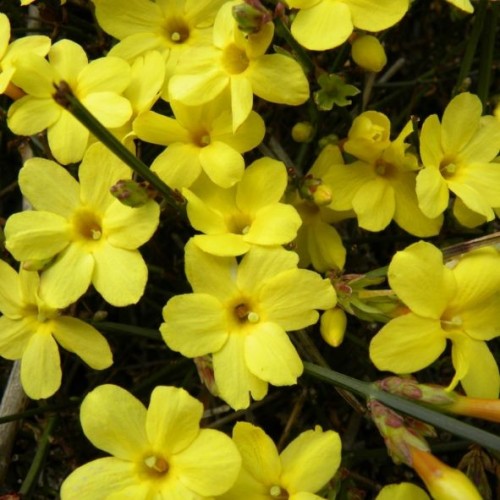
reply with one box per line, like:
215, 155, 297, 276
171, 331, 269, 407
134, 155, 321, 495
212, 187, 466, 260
269, 485, 289, 499
234, 302, 260, 323
143, 454, 170, 477
441, 314, 463, 331
374, 158, 396, 178
192, 130, 211, 148
226, 211, 252, 235
221, 44, 249, 74
163, 17, 190, 44
72, 208, 103, 242
439, 155, 458, 178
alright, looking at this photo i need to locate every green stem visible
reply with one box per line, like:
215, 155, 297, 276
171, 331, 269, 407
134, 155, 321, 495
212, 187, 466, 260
303, 362, 500, 453
19, 414, 58, 496
93, 321, 161, 340
52, 82, 180, 210
274, 17, 315, 75
453, 0, 488, 95
477, 2, 497, 107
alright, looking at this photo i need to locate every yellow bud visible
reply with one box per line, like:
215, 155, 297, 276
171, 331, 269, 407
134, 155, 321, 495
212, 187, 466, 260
292, 121, 314, 143
410, 447, 482, 500
320, 308, 347, 347
351, 35, 387, 73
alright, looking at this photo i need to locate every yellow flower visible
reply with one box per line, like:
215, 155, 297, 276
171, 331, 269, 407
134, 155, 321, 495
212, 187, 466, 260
416, 92, 500, 222
0, 13, 51, 96
4, 143, 160, 309
60, 384, 241, 499
133, 93, 265, 189
219, 422, 341, 499
93, 0, 226, 99
183, 157, 302, 256
290, 145, 349, 272
169, 1, 309, 131
0, 261, 112, 399
370, 241, 500, 398
161, 241, 336, 409
326, 115, 442, 235
445, 0, 474, 13
8, 39, 132, 164
288, 0, 409, 51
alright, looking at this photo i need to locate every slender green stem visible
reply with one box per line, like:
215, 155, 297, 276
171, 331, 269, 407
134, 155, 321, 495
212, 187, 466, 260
19, 414, 58, 496
52, 82, 180, 210
477, 2, 497, 107
0, 400, 80, 425
453, 0, 488, 95
274, 17, 315, 74
93, 321, 161, 340
303, 362, 500, 452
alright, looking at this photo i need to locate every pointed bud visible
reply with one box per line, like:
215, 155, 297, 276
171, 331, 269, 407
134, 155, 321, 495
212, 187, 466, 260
320, 307, 347, 347
194, 355, 219, 397
409, 447, 482, 500
232, 1, 272, 34
376, 377, 458, 405
300, 175, 333, 206
351, 35, 387, 73
110, 180, 152, 207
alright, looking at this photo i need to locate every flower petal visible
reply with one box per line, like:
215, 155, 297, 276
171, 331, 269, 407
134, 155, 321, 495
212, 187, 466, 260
447, 179, 494, 220
415, 167, 449, 218
82, 92, 132, 129
261, 269, 336, 330
21, 329, 61, 399
245, 322, 303, 385
191, 234, 250, 256
79, 143, 130, 212
51, 317, 113, 369
250, 54, 309, 105
236, 157, 287, 213
213, 333, 268, 410
280, 427, 341, 493
369, 314, 447, 373
104, 200, 160, 249
213, 110, 265, 152
291, 1, 352, 50
19, 158, 80, 216
352, 177, 394, 231
0, 316, 36, 359
60, 457, 141, 500
133, 111, 190, 145
7, 96, 60, 136
49, 39, 87, 85
80, 384, 148, 460
5, 211, 70, 261
183, 189, 226, 234
172, 428, 241, 496
199, 140, 245, 188
388, 241, 455, 318
419, 114, 443, 168
348, 0, 408, 31
146, 386, 202, 454
92, 244, 147, 306
230, 75, 253, 132
231, 422, 281, 486
78, 57, 131, 95
0, 260, 23, 317
161, 293, 228, 357
40, 244, 94, 308
48, 110, 89, 165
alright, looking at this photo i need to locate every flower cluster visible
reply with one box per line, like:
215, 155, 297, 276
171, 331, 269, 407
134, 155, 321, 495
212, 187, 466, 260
0, 0, 496, 498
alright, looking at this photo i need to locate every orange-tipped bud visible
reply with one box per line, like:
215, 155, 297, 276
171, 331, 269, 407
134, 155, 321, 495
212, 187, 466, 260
409, 447, 482, 500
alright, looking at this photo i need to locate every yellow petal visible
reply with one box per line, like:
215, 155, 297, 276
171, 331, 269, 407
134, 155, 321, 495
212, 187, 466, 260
0, 316, 36, 359
92, 244, 147, 306
213, 333, 268, 410
303, 221, 347, 272
191, 234, 251, 256
172, 428, 241, 496
48, 110, 89, 164
80, 384, 148, 460
250, 54, 309, 105
183, 189, 226, 233
40, 244, 94, 308
213, 110, 265, 152
369, 314, 447, 373
230, 75, 253, 132
11, 52, 54, 97
104, 200, 160, 249
348, 0, 409, 31
60, 457, 140, 500
51, 317, 112, 369
19, 158, 80, 216
161, 293, 228, 357
280, 427, 341, 493
146, 386, 202, 454
5, 211, 69, 261
199, 140, 245, 188
291, 1, 352, 50
231, 422, 281, 485
133, 111, 190, 145
78, 57, 130, 95
460, 115, 500, 163
0, 260, 23, 317
388, 241, 455, 318
415, 167, 449, 219
375, 483, 430, 500
419, 114, 443, 168
82, 92, 132, 128
447, 179, 494, 220
7, 96, 60, 136
21, 330, 61, 399
245, 321, 303, 385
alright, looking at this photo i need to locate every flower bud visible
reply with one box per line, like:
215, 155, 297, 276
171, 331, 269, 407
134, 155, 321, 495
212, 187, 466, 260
232, 1, 272, 34
351, 35, 387, 73
409, 447, 482, 500
320, 307, 347, 347
110, 179, 151, 207
291, 121, 314, 143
